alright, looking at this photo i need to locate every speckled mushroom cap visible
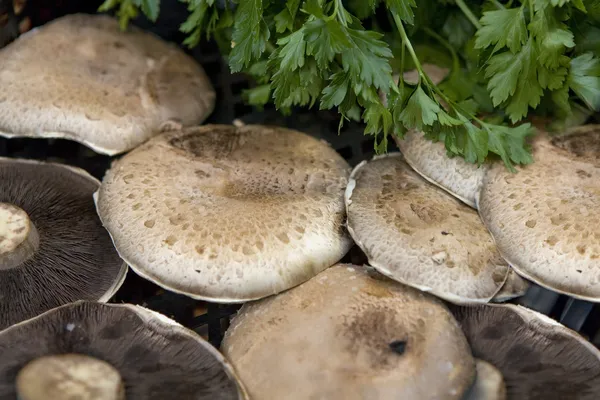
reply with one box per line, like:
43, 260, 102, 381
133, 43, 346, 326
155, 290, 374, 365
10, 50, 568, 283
450, 304, 600, 399
0, 157, 126, 330
95, 124, 352, 302
394, 130, 486, 209
0, 13, 215, 155
463, 359, 507, 400
550, 124, 600, 160
0, 301, 247, 400
345, 154, 510, 304
478, 127, 600, 300
221, 264, 475, 400
491, 269, 530, 303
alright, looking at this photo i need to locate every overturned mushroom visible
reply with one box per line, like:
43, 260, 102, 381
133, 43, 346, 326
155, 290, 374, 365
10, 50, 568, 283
0, 301, 246, 399
345, 153, 513, 304
95, 124, 352, 302
0, 13, 215, 155
0, 157, 126, 329
222, 264, 475, 400
451, 304, 600, 399
479, 127, 600, 300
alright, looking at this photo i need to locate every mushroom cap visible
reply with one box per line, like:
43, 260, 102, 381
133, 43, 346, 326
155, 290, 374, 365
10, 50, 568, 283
491, 269, 530, 303
0, 13, 215, 155
463, 359, 507, 400
0, 301, 247, 399
0, 157, 126, 329
478, 129, 600, 300
221, 264, 475, 400
450, 304, 600, 399
345, 153, 510, 304
95, 124, 352, 302
394, 129, 486, 209
550, 124, 600, 160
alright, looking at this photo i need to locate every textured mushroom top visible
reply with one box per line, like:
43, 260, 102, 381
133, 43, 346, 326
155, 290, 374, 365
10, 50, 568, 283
451, 304, 600, 399
222, 264, 475, 400
345, 154, 509, 304
0, 301, 246, 400
550, 124, 600, 160
394, 130, 486, 209
0, 158, 126, 329
0, 13, 215, 155
479, 132, 600, 300
95, 124, 352, 302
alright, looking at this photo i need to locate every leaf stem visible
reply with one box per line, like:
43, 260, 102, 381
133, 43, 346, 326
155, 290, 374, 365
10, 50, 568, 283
454, 0, 482, 29
423, 27, 459, 77
392, 14, 424, 81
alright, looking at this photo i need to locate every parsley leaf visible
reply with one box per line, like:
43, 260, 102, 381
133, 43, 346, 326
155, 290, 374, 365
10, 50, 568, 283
569, 53, 600, 111
229, 0, 270, 73
476, 8, 527, 53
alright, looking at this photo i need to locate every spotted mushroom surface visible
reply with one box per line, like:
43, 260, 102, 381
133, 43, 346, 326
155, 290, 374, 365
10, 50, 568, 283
0, 301, 246, 399
95, 124, 352, 302
345, 154, 510, 304
479, 134, 600, 300
0, 13, 215, 155
222, 264, 475, 400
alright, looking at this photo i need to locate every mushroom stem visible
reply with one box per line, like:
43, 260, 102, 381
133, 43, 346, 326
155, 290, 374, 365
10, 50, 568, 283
0, 203, 39, 270
16, 354, 125, 400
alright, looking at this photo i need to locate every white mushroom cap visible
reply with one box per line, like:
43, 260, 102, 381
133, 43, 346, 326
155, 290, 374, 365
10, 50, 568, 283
491, 269, 530, 303
222, 264, 475, 400
95, 124, 352, 302
451, 303, 600, 399
479, 127, 600, 300
0, 13, 215, 155
463, 359, 507, 400
345, 153, 510, 304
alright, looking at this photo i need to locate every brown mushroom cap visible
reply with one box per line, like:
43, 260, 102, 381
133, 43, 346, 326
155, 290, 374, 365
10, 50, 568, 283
491, 269, 530, 303
550, 124, 600, 160
0, 13, 215, 155
95, 124, 352, 302
450, 304, 600, 399
0, 157, 126, 329
463, 359, 507, 400
478, 128, 600, 300
345, 154, 510, 304
222, 264, 475, 400
0, 301, 247, 399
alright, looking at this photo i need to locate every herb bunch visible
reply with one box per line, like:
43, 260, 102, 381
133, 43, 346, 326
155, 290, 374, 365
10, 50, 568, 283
99, 0, 600, 170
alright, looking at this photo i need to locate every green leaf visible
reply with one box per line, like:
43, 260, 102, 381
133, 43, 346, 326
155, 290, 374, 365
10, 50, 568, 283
504, 41, 544, 122
551, 84, 572, 116
442, 11, 474, 48
277, 29, 306, 71
347, 0, 380, 19
398, 86, 441, 129
530, 3, 575, 68
138, 0, 160, 21
385, 0, 417, 25
229, 0, 270, 73
271, 59, 323, 109
243, 84, 272, 107
484, 52, 523, 106
363, 101, 393, 136
321, 72, 351, 108
569, 53, 600, 111
475, 8, 527, 53
460, 121, 489, 165
305, 19, 352, 68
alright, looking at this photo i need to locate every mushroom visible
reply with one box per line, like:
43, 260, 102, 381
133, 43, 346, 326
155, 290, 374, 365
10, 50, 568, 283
549, 124, 600, 160
0, 301, 247, 399
463, 359, 507, 400
345, 153, 512, 304
0, 13, 215, 155
450, 303, 600, 399
221, 264, 476, 400
491, 269, 530, 303
478, 126, 600, 300
95, 124, 352, 302
0, 157, 126, 329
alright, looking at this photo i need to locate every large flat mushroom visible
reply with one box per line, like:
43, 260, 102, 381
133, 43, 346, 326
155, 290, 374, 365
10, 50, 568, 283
0, 13, 215, 155
0, 157, 126, 329
95, 124, 352, 302
222, 264, 476, 400
478, 126, 600, 300
450, 304, 600, 399
345, 153, 513, 304
0, 301, 247, 399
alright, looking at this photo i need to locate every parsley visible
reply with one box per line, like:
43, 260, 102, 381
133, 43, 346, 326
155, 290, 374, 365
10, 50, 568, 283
99, 0, 600, 170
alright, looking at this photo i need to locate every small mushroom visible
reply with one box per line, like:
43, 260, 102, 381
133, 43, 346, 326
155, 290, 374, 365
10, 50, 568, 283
479, 126, 600, 300
463, 359, 507, 400
345, 153, 511, 304
0, 157, 126, 329
221, 264, 476, 400
95, 124, 352, 302
451, 303, 600, 399
0, 13, 215, 155
491, 269, 531, 303
0, 301, 247, 399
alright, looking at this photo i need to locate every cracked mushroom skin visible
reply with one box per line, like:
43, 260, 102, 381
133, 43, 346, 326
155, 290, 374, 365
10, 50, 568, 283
451, 304, 600, 399
0, 13, 215, 155
345, 154, 510, 304
0, 301, 247, 400
0, 158, 126, 329
478, 128, 600, 300
95, 124, 352, 302
222, 264, 475, 400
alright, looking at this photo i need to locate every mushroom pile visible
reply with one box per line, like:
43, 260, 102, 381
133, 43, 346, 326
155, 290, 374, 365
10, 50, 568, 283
0, 10, 599, 400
